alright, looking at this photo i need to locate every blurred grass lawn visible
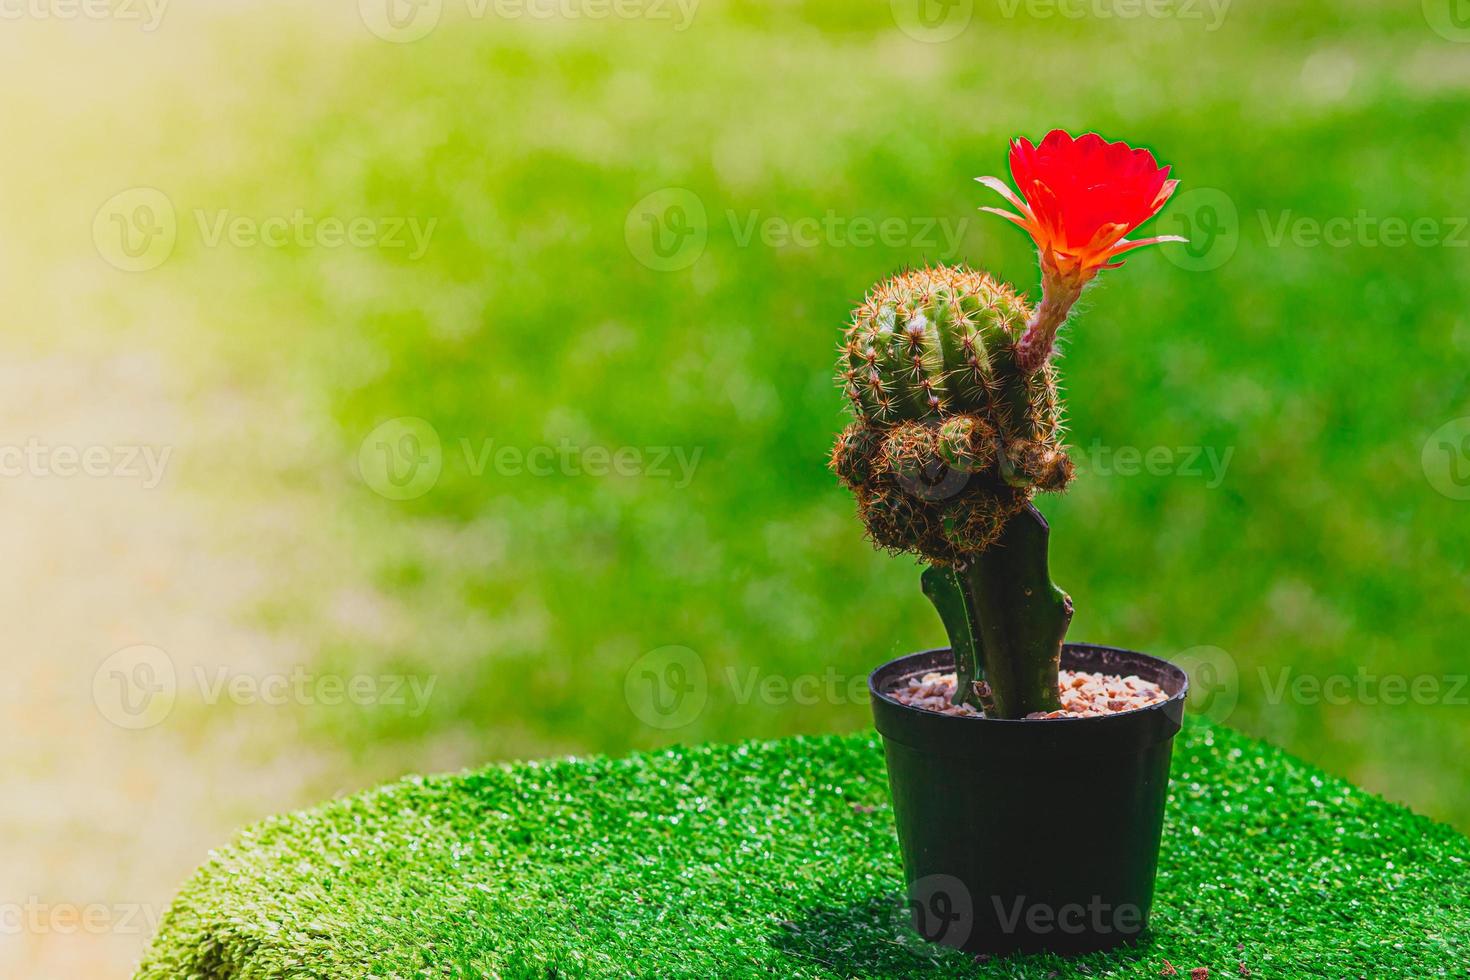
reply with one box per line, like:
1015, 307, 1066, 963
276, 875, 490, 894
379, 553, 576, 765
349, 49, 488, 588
10, 0, 1470, 838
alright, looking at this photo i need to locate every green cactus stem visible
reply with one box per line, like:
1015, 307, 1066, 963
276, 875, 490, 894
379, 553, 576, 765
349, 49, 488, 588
925, 504, 1071, 718
920, 563, 991, 714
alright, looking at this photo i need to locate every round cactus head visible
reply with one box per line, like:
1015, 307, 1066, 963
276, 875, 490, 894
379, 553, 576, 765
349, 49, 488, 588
830, 264, 1073, 565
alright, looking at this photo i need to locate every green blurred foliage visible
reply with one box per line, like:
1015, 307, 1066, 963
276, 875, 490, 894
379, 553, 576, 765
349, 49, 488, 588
23, 0, 1470, 827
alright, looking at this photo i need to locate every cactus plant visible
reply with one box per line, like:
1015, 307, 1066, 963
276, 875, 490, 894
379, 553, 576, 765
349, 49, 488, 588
831, 130, 1183, 718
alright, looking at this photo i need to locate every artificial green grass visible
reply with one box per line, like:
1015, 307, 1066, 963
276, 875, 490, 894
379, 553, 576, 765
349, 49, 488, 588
137, 719, 1467, 979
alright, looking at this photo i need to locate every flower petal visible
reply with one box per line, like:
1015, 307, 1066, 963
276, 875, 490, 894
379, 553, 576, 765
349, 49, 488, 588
975, 176, 1032, 217
979, 206, 1039, 236
1151, 177, 1179, 209
1107, 234, 1188, 256
1082, 220, 1130, 252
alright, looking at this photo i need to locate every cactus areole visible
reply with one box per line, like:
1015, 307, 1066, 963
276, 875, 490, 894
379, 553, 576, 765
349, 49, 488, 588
832, 130, 1183, 719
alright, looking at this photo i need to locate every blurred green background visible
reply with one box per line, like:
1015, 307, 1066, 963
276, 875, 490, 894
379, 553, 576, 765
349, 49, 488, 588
3, 1, 1468, 973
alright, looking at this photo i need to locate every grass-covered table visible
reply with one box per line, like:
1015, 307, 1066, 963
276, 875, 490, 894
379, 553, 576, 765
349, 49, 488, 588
137, 720, 1467, 978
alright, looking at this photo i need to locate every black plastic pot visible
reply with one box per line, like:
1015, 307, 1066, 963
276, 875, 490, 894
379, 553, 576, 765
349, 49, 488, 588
869, 643, 1188, 957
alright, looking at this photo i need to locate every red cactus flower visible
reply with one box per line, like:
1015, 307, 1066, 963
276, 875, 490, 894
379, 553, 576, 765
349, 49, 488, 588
979, 129, 1183, 278
978, 130, 1185, 373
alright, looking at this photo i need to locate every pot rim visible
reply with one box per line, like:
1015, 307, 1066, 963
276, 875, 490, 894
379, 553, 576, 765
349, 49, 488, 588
870, 642, 1188, 730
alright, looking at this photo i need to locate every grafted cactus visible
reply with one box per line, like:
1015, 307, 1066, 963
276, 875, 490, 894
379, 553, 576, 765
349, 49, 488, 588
832, 130, 1184, 719
830, 264, 1073, 566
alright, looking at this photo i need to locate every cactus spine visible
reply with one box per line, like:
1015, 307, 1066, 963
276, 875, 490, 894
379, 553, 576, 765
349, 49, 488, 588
831, 264, 1074, 717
